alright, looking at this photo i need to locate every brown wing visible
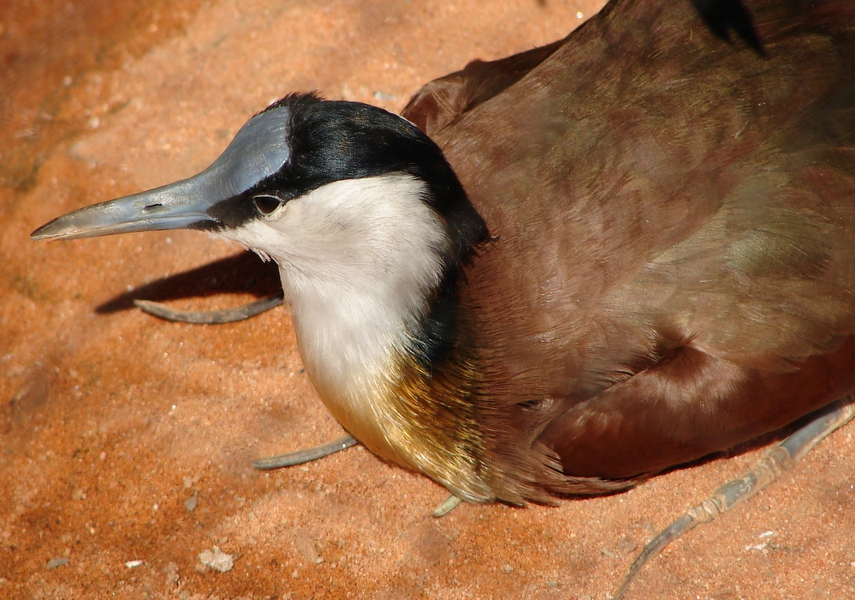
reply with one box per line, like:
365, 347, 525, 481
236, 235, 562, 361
433, 0, 855, 500
401, 39, 564, 137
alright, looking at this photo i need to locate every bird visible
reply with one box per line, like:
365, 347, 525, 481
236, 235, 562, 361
30, 0, 855, 594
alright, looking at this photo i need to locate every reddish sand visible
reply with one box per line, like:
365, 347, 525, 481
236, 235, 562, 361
2, 1, 854, 599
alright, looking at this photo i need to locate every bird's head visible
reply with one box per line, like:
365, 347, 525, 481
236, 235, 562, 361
32, 93, 485, 270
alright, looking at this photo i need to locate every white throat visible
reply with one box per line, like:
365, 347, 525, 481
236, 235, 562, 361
217, 174, 450, 449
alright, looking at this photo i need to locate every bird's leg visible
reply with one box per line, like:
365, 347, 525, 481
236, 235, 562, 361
432, 494, 463, 517
254, 435, 466, 519
134, 292, 284, 324
612, 395, 855, 600
252, 434, 358, 470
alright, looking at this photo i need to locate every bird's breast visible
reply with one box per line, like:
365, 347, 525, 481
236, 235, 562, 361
285, 280, 498, 501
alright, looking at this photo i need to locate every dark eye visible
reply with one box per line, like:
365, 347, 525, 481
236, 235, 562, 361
253, 194, 284, 216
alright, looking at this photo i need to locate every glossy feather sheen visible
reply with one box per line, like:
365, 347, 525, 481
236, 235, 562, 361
397, 0, 855, 498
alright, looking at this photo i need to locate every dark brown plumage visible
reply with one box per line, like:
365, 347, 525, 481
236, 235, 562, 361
31, 0, 855, 506
401, 0, 855, 499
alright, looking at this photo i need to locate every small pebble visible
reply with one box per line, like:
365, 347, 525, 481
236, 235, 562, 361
293, 529, 323, 564
46, 557, 69, 569
164, 561, 180, 586
198, 546, 234, 573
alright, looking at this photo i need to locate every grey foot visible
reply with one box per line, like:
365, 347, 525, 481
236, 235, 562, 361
612, 395, 855, 600
252, 434, 358, 470
134, 292, 284, 324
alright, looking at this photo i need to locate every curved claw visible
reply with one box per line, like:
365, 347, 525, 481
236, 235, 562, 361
252, 434, 358, 470
612, 395, 855, 600
134, 292, 284, 324
432, 494, 463, 517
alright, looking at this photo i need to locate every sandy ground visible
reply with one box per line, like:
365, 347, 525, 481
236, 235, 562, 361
2, 1, 855, 599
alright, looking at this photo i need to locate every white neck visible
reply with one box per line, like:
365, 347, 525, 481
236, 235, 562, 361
217, 175, 451, 455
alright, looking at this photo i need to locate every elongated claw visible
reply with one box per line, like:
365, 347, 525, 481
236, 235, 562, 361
611, 395, 855, 600
134, 292, 284, 324
252, 434, 358, 470
432, 494, 463, 517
